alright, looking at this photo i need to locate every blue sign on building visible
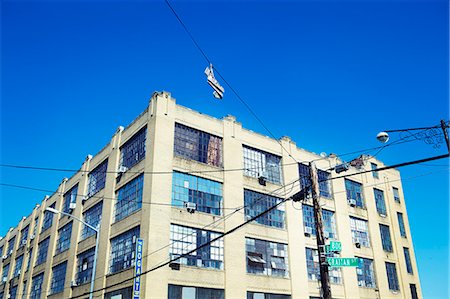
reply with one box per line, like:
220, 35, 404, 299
133, 238, 144, 299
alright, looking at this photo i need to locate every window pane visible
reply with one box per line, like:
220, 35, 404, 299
299, 164, 332, 198
115, 174, 144, 222
243, 146, 282, 184
385, 262, 400, 291
36, 237, 50, 266
50, 262, 67, 294
245, 189, 285, 228
379, 224, 393, 252
41, 203, 55, 232
87, 159, 108, 197
397, 212, 407, 237
349, 217, 370, 247
302, 205, 336, 239
81, 201, 103, 240
305, 247, 341, 284
62, 184, 78, 214
120, 127, 147, 169
374, 188, 387, 216
76, 247, 95, 285
356, 257, 376, 288
30, 273, 44, 299
245, 238, 288, 277
404, 247, 413, 274
345, 179, 365, 208
56, 222, 73, 254
109, 226, 140, 274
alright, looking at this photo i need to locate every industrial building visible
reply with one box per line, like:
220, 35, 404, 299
0, 91, 421, 298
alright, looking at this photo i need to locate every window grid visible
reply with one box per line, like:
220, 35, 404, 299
20, 225, 29, 246
403, 247, 413, 274
169, 224, 224, 270
244, 189, 285, 228
120, 127, 147, 169
7, 236, 16, 254
81, 201, 103, 240
56, 222, 73, 254
62, 184, 78, 214
374, 188, 387, 216
397, 212, 407, 237
87, 159, 108, 197
174, 123, 223, 167
299, 164, 332, 199
393, 187, 401, 203
302, 205, 337, 239
350, 217, 370, 247
345, 179, 365, 208
22, 281, 27, 299
168, 284, 225, 299
10, 285, 17, 299
385, 262, 400, 291
13, 255, 23, 277
243, 146, 282, 184
379, 224, 393, 252
35, 238, 49, 266
245, 238, 289, 277
371, 163, 379, 179
76, 248, 95, 285
109, 226, 140, 274
42, 203, 55, 232
26, 248, 33, 271
172, 171, 223, 216
30, 273, 44, 299
50, 262, 67, 294
305, 247, 342, 284
357, 257, 376, 288
2, 264, 10, 281
115, 174, 143, 222
33, 217, 39, 236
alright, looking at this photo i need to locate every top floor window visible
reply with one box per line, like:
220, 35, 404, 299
246, 238, 288, 277
174, 123, 223, 167
172, 171, 222, 216
298, 164, 332, 199
393, 187, 400, 203
120, 127, 147, 170
62, 184, 78, 214
41, 203, 55, 232
7, 236, 16, 254
243, 146, 282, 184
20, 225, 29, 246
115, 174, 144, 222
244, 189, 285, 228
87, 159, 108, 197
33, 217, 39, 236
345, 179, 364, 208
374, 188, 387, 216
371, 163, 379, 179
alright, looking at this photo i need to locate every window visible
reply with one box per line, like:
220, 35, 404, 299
168, 284, 225, 299
243, 146, 282, 184
50, 262, 67, 294
56, 222, 73, 254
109, 226, 140, 274
172, 172, 222, 216
345, 179, 364, 208
33, 217, 39, 236
13, 255, 23, 277
26, 248, 33, 271
393, 187, 400, 203
245, 238, 288, 277
397, 212, 407, 237
35, 237, 49, 266
356, 257, 376, 288
120, 126, 147, 169
298, 164, 332, 198
404, 247, 413, 274
305, 248, 342, 284
115, 174, 144, 222
379, 224, 393, 252
76, 248, 95, 285
81, 201, 103, 240
10, 285, 17, 299
244, 189, 285, 228
371, 163, 379, 179
22, 281, 27, 299
87, 159, 108, 197
62, 184, 78, 214
349, 217, 370, 248
247, 292, 291, 299
410, 284, 418, 299
7, 236, 16, 254
385, 262, 400, 291
41, 203, 55, 232
105, 287, 133, 299
302, 205, 336, 239
20, 225, 29, 246
30, 273, 44, 299
174, 123, 223, 167
374, 188, 387, 216
170, 224, 223, 270
2, 263, 10, 281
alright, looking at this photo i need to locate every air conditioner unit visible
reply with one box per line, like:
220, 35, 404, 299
81, 196, 88, 204
21, 240, 27, 246
258, 176, 267, 186
1, 255, 7, 260
70, 280, 78, 288
379, 213, 387, 218
69, 202, 77, 210
323, 231, 330, 239
348, 199, 356, 207
304, 226, 313, 236
8, 250, 13, 255
355, 241, 361, 249
29, 234, 35, 240
118, 166, 128, 173
6, 293, 11, 299
17, 270, 21, 276
184, 202, 196, 214
2, 277, 7, 283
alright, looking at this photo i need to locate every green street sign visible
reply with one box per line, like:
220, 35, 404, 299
326, 241, 342, 252
327, 257, 359, 267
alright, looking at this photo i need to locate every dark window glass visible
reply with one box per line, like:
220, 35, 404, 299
302, 205, 336, 239
30, 273, 44, 299
385, 262, 400, 291
81, 201, 102, 240
244, 189, 285, 228
120, 127, 147, 169
35, 237, 50, 266
62, 184, 78, 214
404, 247, 413, 274
76, 248, 95, 285
345, 179, 364, 208
168, 284, 224, 299
109, 227, 140, 274
379, 224, 393, 252
356, 257, 376, 288
374, 188, 387, 216
50, 262, 67, 294
397, 212, 407, 237
298, 164, 332, 198
42, 203, 55, 231
56, 222, 73, 254
115, 174, 143, 222
87, 159, 108, 197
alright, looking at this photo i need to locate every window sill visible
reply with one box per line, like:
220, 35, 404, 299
107, 267, 133, 277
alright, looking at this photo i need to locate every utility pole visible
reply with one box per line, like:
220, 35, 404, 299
309, 161, 332, 299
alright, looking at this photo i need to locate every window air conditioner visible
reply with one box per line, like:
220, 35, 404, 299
69, 202, 77, 210
355, 241, 361, 249
29, 234, 35, 240
258, 176, 267, 186
1, 255, 7, 260
379, 213, 387, 218
21, 240, 27, 246
348, 199, 356, 207
17, 270, 21, 276
82, 196, 88, 204
70, 280, 78, 288
323, 231, 330, 239
2, 277, 7, 283
118, 166, 128, 173
7, 293, 11, 299
304, 226, 313, 236
8, 250, 13, 255
184, 202, 196, 214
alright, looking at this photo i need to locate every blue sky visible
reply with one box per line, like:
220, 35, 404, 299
1, 0, 448, 297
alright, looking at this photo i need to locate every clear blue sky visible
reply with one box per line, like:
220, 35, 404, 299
1, 0, 448, 297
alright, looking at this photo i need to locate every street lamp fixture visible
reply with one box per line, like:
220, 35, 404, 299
45, 207, 100, 299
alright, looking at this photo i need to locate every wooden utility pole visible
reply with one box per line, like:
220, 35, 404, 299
309, 161, 332, 299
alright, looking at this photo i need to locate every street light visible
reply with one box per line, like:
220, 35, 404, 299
45, 207, 100, 299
